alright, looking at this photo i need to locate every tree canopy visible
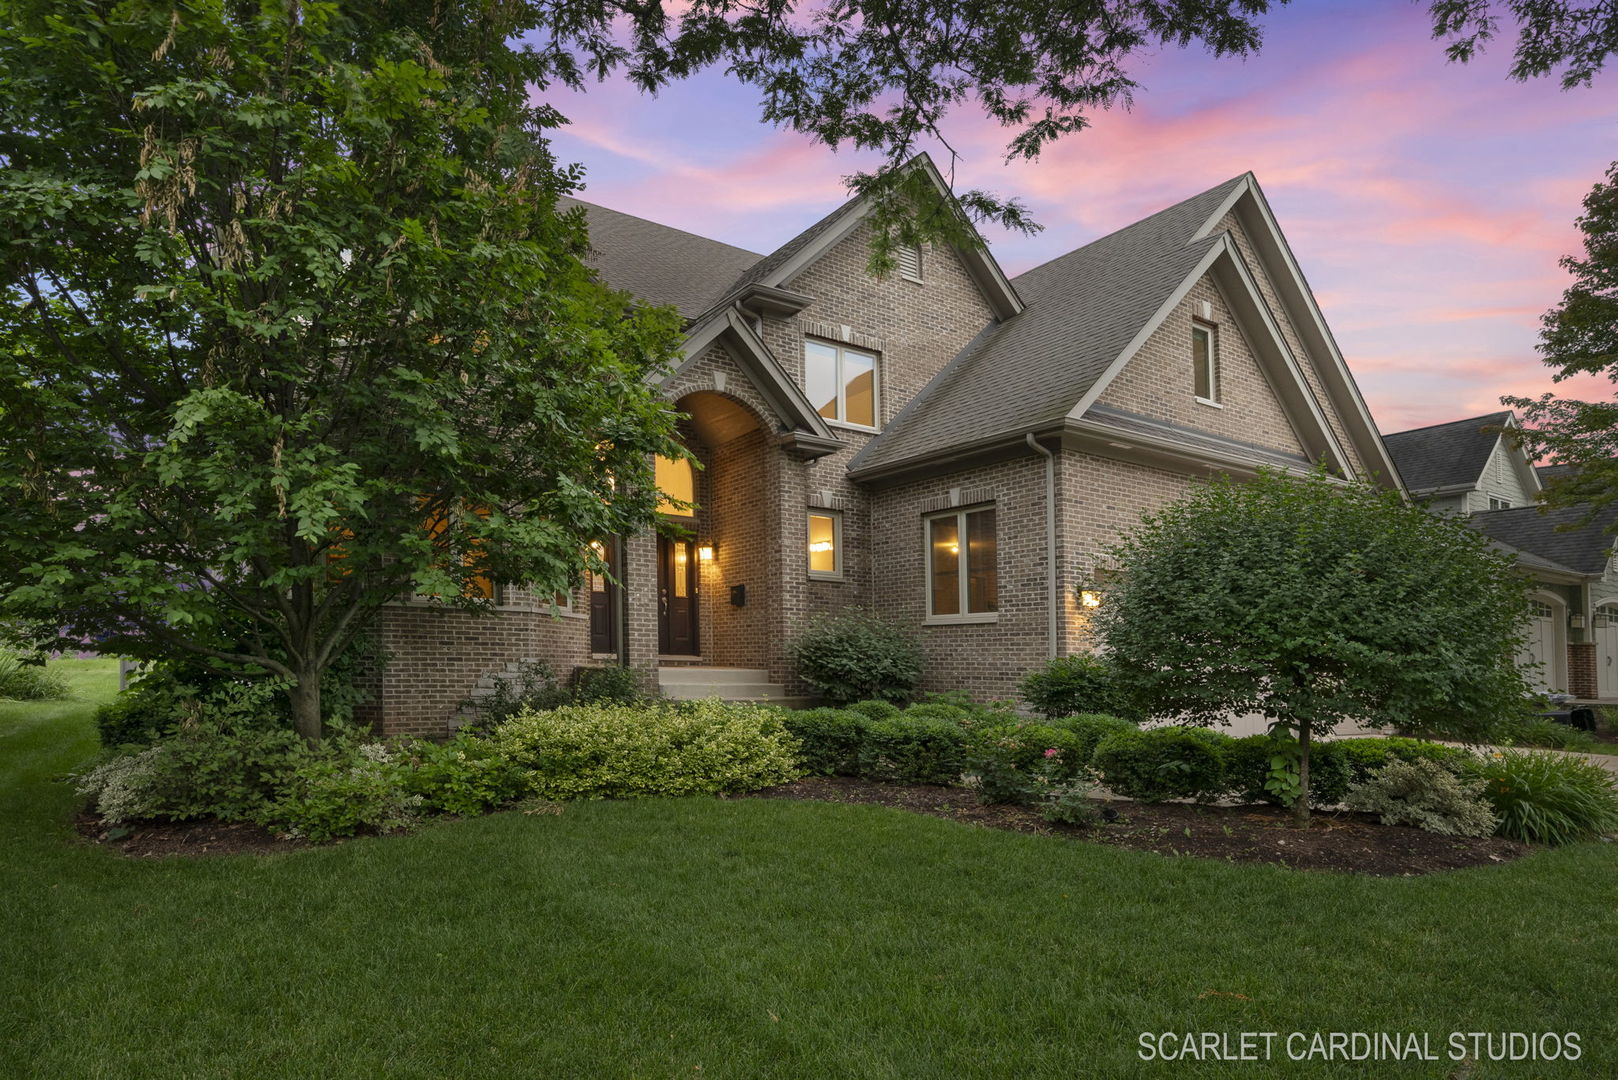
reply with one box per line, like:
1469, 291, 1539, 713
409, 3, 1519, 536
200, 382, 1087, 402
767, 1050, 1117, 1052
1096, 469, 1533, 822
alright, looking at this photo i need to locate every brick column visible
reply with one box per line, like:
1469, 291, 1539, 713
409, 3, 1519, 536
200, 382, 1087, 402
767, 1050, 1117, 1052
1569, 641, 1598, 700
621, 529, 662, 694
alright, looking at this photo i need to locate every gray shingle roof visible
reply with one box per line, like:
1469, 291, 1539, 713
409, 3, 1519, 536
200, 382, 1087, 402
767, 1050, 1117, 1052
1470, 502, 1618, 576
848, 175, 1248, 476
560, 197, 763, 318
717, 193, 864, 300
1536, 463, 1579, 482
1381, 412, 1512, 494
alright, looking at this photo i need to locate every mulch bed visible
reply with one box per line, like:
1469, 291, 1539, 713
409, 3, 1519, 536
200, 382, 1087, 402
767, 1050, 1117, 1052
749, 776, 1534, 876
75, 812, 308, 858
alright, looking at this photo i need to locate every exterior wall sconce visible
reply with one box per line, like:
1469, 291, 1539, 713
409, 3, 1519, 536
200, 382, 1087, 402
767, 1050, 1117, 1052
698, 544, 716, 562
1079, 589, 1103, 609
1571, 614, 1586, 630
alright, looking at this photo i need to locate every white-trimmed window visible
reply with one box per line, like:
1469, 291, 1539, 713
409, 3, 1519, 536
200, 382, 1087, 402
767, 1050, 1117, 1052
805, 340, 879, 429
1192, 322, 1219, 405
807, 509, 843, 579
897, 243, 924, 282
925, 505, 997, 620
1489, 497, 1512, 510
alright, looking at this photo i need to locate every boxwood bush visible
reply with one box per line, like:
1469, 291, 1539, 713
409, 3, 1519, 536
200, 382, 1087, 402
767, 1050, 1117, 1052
780, 707, 868, 776
1091, 727, 1227, 803
857, 716, 969, 785
492, 700, 802, 799
1049, 713, 1138, 764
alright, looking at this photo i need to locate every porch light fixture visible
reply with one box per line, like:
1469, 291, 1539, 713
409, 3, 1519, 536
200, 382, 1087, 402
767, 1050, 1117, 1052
698, 544, 715, 562
1080, 589, 1103, 609
1571, 614, 1586, 630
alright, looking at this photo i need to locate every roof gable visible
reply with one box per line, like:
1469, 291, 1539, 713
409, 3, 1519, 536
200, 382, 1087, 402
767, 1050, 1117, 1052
1470, 502, 1618, 577
1383, 412, 1517, 494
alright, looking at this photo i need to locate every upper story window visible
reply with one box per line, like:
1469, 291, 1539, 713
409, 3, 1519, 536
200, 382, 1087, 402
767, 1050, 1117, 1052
926, 505, 997, 621
805, 339, 879, 429
1191, 322, 1219, 405
1489, 497, 1512, 510
897, 243, 924, 283
655, 455, 695, 517
807, 509, 842, 579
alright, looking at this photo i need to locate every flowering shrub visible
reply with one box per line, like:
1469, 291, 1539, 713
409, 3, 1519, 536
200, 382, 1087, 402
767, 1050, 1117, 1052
492, 700, 803, 799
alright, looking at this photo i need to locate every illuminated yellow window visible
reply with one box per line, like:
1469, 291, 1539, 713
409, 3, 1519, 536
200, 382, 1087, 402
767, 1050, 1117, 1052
656, 455, 696, 517
926, 506, 996, 619
807, 510, 842, 578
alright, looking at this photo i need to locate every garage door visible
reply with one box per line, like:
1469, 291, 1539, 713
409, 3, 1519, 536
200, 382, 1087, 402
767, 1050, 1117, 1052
1597, 606, 1618, 700
1518, 599, 1561, 693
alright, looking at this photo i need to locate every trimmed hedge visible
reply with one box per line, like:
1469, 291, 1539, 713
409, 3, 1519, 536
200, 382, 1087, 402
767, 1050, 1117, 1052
1018, 655, 1143, 721
1091, 727, 1228, 803
1224, 736, 1354, 808
857, 716, 969, 785
779, 707, 868, 776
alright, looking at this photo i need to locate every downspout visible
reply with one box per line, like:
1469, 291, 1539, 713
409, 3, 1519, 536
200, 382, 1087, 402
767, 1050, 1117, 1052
1026, 433, 1059, 659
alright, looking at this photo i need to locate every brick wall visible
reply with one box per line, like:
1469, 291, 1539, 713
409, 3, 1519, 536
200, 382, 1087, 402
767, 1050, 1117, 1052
1095, 275, 1309, 459
1569, 641, 1597, 699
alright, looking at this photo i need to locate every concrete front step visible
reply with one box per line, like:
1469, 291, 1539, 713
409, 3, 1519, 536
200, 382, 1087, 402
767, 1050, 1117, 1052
657, 666, 772, 685
662, 682, 787, 701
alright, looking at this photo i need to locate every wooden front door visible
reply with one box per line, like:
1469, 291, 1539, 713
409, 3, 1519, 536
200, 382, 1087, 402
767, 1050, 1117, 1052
658, 535, 699, 655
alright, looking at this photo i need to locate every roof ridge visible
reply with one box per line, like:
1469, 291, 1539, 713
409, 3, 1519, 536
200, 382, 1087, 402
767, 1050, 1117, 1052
1010, 174, 1247, 282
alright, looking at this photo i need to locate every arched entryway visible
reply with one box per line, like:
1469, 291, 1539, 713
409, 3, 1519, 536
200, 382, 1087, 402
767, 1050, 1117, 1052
1519, 591, 1568, 693
660, 390, 779, 671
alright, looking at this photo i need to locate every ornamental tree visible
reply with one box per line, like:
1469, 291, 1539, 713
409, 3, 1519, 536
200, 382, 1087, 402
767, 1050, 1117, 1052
0, 1, 686, 741
1095, 468, 1534, 824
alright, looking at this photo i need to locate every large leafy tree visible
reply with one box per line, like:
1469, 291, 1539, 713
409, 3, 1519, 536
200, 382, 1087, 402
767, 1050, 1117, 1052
1096, 469, 1532, 824
0, 1, 687, 740
1505, 163, 1618, 524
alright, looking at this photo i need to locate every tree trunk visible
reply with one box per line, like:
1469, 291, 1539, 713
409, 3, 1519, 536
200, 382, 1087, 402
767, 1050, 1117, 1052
1293, 722, 1311, 828
289, 673, 323, 746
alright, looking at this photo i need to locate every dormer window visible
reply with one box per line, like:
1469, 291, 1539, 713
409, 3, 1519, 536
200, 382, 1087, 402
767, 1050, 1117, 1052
898, 243, 924, 283
1489, 497, 1512, 510
1192, 323, 1219, 405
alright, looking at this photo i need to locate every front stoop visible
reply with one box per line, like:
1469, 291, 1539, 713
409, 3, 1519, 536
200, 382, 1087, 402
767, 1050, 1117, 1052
657, 666, 800, 705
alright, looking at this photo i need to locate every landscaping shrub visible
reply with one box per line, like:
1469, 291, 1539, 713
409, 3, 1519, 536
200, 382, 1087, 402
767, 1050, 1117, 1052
1334, 737, 1475, 788
969, 721, 1086, 780
1090, 727, 1226, 803
1470, 750, 1618, 846
780, 707, 868, 775
0, 650, 70, 701
94, 669, 189, 747
1047, 713, 1137, 765
789, 613, 922, 705
267, 742, 423, 842
465, 659, 571, 730
571, 664, 645, 705
902, 702, 972, 723
1018, 655, 1142, 721
1345, 758, 1498, 837
844, 699, 901, 722
492, 700, 802, 799
75, 720, 311, 824
856, 716, 969, 786
1224, 735, 1353, 808
401, 733, 527, 817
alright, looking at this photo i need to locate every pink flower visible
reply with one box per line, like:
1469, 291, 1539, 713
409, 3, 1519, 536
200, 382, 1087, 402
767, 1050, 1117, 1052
1043, 748, 1059, 758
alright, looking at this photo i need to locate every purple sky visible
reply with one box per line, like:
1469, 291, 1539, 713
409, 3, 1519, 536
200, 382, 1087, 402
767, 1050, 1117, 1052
537, 0, 1616, 435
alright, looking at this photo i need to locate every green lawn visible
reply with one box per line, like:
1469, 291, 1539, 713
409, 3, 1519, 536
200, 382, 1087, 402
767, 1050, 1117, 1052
5, 661, 1616, 1079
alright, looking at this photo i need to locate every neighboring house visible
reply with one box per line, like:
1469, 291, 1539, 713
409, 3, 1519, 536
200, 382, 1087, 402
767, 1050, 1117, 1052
358, 158, 1399, 737
1384, 413, 1618, 700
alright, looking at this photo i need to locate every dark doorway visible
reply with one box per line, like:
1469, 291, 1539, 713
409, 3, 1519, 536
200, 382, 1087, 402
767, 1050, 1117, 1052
588, 537, 621, 656
658, 535, 699, 655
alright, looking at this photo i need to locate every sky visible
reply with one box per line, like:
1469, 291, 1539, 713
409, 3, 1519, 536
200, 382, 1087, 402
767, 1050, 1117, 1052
535, 0, 1617, 436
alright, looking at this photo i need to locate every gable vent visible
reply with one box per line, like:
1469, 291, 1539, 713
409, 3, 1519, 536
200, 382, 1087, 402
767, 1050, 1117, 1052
897, 244, 923, 282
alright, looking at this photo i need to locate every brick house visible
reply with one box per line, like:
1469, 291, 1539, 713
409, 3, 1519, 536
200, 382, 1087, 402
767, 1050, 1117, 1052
362, 159, 1401, 737
1383, 413, 1618, 700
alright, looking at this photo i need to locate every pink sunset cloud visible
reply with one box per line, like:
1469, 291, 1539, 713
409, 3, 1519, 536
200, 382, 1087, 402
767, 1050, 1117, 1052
540, 1, 1617, 435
